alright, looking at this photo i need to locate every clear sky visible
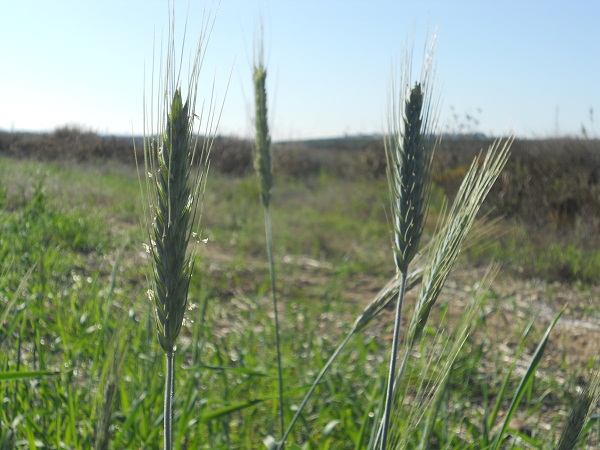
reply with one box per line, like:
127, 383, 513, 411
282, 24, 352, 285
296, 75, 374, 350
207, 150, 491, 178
2, 0, 599, 141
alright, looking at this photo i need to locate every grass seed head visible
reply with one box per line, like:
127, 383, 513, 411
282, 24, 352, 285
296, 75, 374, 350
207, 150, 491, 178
253, 64, 272, 208
137, 8, 219, 357
556, 369, 600, 450
385, 58, 436, 274
151, 88, 195, 354
407, 138, 511, 346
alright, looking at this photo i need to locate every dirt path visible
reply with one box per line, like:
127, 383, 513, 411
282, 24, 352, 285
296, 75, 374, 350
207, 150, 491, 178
201, 240, 599, 370
196, 241, 599, 437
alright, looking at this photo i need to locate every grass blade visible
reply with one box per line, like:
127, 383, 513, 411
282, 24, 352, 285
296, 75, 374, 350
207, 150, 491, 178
487, 315, 537, 435
200, 398, 272, 423
0, 370, 59, 382
490, 306, 565, 450
0, 264, 34, 331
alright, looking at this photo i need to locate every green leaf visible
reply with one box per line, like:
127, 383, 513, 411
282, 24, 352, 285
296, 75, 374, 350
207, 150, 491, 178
490, 306, 565, 450
185, 364, 270, 377
200, 397, 271, 423
0, 370, 59, 382
488, 315, 537, 430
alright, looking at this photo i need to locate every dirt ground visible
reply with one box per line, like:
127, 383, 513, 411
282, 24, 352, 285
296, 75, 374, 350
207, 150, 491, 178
199, 241, 600, 441
296, 257, 600, 441
203, 241, 599, 369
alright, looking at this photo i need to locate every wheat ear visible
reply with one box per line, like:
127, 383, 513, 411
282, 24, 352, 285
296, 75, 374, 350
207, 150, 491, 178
150, 90, 195, 355
386, 82, 435, 274
151, 89, 196, 450
556, 369, 600, 450
137, 7, 218, 448
254, 63, 273, 208
371, 138, 512, 448
379, 45, 437, 450
407, 138, 511, 347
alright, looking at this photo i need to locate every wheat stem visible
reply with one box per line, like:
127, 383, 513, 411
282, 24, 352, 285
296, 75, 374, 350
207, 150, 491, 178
253, 36, 285, 439
164, 351, 175, 450
265, 206, 285, 437
379, 45, 436, 447
379, 274, 408, 449
137, 7, 220, 446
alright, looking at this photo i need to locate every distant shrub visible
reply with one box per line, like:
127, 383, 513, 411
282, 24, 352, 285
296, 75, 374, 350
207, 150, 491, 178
273, 144, 323, 178
208, 136, 253, 175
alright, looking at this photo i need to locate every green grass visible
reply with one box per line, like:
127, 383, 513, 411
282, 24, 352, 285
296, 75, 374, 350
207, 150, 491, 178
0, 155, 598, 448
467, 222, 600, 284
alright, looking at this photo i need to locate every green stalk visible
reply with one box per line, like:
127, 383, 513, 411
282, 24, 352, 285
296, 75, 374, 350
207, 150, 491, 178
264, 206, 285, 437
253, 41, 284, 438
277, 268, 423, 449
379, 66, 435, 448
164, 352, 174, 450
379, 274, 408, 449
138, 9, 217, 444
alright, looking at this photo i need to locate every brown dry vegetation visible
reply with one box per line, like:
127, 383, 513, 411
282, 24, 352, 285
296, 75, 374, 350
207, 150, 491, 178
4, 129, 599, 236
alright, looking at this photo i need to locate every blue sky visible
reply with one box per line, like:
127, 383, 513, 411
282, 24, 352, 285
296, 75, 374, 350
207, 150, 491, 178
1, 1, 599, 140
